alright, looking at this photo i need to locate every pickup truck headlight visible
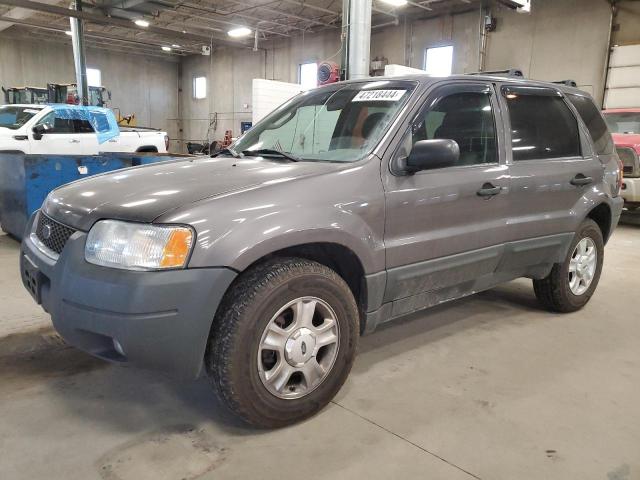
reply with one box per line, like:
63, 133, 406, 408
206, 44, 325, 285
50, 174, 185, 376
85, 220, 194, 270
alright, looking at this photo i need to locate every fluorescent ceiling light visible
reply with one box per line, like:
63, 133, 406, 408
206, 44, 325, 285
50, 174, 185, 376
65, 30, 72, 35
379, 0, 407, 6
171, 44, 181, 48
162, 46, 172, 52
134, 19, 150, 27
228, 27, 251, 37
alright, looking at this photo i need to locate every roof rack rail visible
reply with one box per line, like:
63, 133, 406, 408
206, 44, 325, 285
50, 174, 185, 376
467, 69, 524, 78
551, 79, 577, 87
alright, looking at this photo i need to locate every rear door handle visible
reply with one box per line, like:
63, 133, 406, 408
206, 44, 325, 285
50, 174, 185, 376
570, 175, 593, 186
477, 183, 502, 197
68, 139, 80, 144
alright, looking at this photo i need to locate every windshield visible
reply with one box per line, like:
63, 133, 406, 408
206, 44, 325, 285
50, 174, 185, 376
231, 81, 416, 162
0, 106, 42, 130
603, 111, 640, 134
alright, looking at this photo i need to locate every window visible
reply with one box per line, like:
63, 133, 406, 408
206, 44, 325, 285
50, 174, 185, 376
87, 68, 101, 87
193, 76, 207, 99
74, 119, 94, 133
568, 94, 614, 155
35, 112, 94, 134
49, 113, 75, 134
504, 89, 581, 161
0, 105, 41, 130
231, 82, 415, 162
299, 62, 318, 90
411, 91, 497, 166
602, 111, 640, 135
424, 46, 453, 76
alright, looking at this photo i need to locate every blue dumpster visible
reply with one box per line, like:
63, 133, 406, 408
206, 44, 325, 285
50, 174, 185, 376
0, 152, 187, 239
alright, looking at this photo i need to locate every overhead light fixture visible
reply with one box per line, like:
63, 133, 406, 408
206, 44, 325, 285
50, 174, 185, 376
65, 30, 72, 36
162, 46, 172, 52
171, 44, 181, 48
379, 0, 407, 5
134, 19, 150, 27
228, 27, 251, 38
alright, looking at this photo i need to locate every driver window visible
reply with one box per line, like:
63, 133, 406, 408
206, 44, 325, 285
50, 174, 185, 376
36, 112, 74, 134
411, 91, 497, 166
36, 112, 55, 130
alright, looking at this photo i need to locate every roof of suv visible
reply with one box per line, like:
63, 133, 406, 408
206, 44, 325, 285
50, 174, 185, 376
334, 74, 589, 98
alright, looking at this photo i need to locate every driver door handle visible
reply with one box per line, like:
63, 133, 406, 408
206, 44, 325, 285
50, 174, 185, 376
68, 139, 81, 144
477, 183, 502, 197
570, 174, 593, 186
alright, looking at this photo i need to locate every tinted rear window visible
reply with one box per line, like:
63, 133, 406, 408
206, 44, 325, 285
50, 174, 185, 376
504, 90, 581, 161
567, 94, 614, 155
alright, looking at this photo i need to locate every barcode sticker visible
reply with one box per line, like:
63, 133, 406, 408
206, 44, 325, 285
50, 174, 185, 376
352, 90, 406, 102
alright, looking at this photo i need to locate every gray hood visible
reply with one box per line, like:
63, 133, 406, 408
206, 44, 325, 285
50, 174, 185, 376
43, 156, 338, 231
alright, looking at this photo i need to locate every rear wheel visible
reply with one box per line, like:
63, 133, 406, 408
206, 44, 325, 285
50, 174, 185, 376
533, 219, 604, 313
206, 258, 359, 428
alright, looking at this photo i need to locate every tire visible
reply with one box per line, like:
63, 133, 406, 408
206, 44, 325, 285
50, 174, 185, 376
206, 257, 359, 428
533, 219, 604, 313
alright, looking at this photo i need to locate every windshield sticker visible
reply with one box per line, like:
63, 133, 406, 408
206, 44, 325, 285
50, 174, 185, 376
24, 109, 41, 114
352, 90, 406, 102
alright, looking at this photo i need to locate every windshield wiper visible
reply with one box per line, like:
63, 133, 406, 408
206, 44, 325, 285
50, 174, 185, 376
212, 147, 242, 158
242, 149, 300, 162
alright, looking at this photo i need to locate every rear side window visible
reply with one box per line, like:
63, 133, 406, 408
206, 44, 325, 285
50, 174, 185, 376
567, 94, 614, 155
504, 89, 581, 161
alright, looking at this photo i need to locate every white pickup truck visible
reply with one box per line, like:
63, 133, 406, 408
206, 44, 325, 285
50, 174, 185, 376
0, 104, 168, 154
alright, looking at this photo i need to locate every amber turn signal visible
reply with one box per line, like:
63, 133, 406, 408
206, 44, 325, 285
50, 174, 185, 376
160, 228, 193, 268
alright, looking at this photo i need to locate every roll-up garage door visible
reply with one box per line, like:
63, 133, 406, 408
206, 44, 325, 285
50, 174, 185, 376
605, 44, 640, 108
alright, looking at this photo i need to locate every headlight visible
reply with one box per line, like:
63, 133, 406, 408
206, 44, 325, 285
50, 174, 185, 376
85, 220, 194, 270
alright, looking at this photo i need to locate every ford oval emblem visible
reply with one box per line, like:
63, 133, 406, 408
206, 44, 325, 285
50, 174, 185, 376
42, 224, 52, 240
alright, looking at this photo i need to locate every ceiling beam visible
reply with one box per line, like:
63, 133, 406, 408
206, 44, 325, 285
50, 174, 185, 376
151, 2, 293, 37
153, 0, 306, 34
0, 15, 202, 53
221, 0, 338, 28
0, 0, 254, 47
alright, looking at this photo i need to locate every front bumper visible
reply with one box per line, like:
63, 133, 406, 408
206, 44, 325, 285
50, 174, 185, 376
20, 212, 237, 379
621, 177, 640, 204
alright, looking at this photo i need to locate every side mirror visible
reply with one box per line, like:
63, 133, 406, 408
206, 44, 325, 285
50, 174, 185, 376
32, 124, 48, 140
403, 139, 460, 174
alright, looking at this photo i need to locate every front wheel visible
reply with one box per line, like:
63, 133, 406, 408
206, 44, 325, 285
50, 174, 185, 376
206, 258, 359, 428
533, 219, 604, 313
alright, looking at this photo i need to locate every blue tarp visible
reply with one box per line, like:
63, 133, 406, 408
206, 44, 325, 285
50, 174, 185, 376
49, 104, 120, 144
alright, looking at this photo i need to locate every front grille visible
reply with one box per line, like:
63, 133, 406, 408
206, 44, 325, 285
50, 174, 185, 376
617, 146, 639, 178
35, 213, 76, 255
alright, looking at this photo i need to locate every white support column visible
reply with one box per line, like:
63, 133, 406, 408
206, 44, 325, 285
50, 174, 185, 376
346, 0, 372, 80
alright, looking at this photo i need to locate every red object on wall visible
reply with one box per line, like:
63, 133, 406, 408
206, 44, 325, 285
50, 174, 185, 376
317, 61, 340, 86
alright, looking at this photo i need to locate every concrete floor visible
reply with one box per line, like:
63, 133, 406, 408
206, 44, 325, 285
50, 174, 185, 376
1, 223, 639, 480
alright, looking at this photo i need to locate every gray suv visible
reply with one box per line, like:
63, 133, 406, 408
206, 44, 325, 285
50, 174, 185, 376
20, 75, 623, 427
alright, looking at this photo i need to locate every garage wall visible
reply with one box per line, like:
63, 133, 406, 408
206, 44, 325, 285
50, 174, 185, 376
179, 0, 617, 146
0, 37, 180, 142
178, 48, 266, 149
486, 0, 611, 103
614, 0, 640, 45
178, 30, 341, 150
370, 0, 612, 105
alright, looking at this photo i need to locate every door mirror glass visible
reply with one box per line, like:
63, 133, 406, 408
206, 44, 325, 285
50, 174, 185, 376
405, 139, 460, 173
32, 124, 48, 140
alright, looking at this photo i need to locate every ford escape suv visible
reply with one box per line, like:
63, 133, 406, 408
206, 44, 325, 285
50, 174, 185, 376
21, 75, 623, 427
